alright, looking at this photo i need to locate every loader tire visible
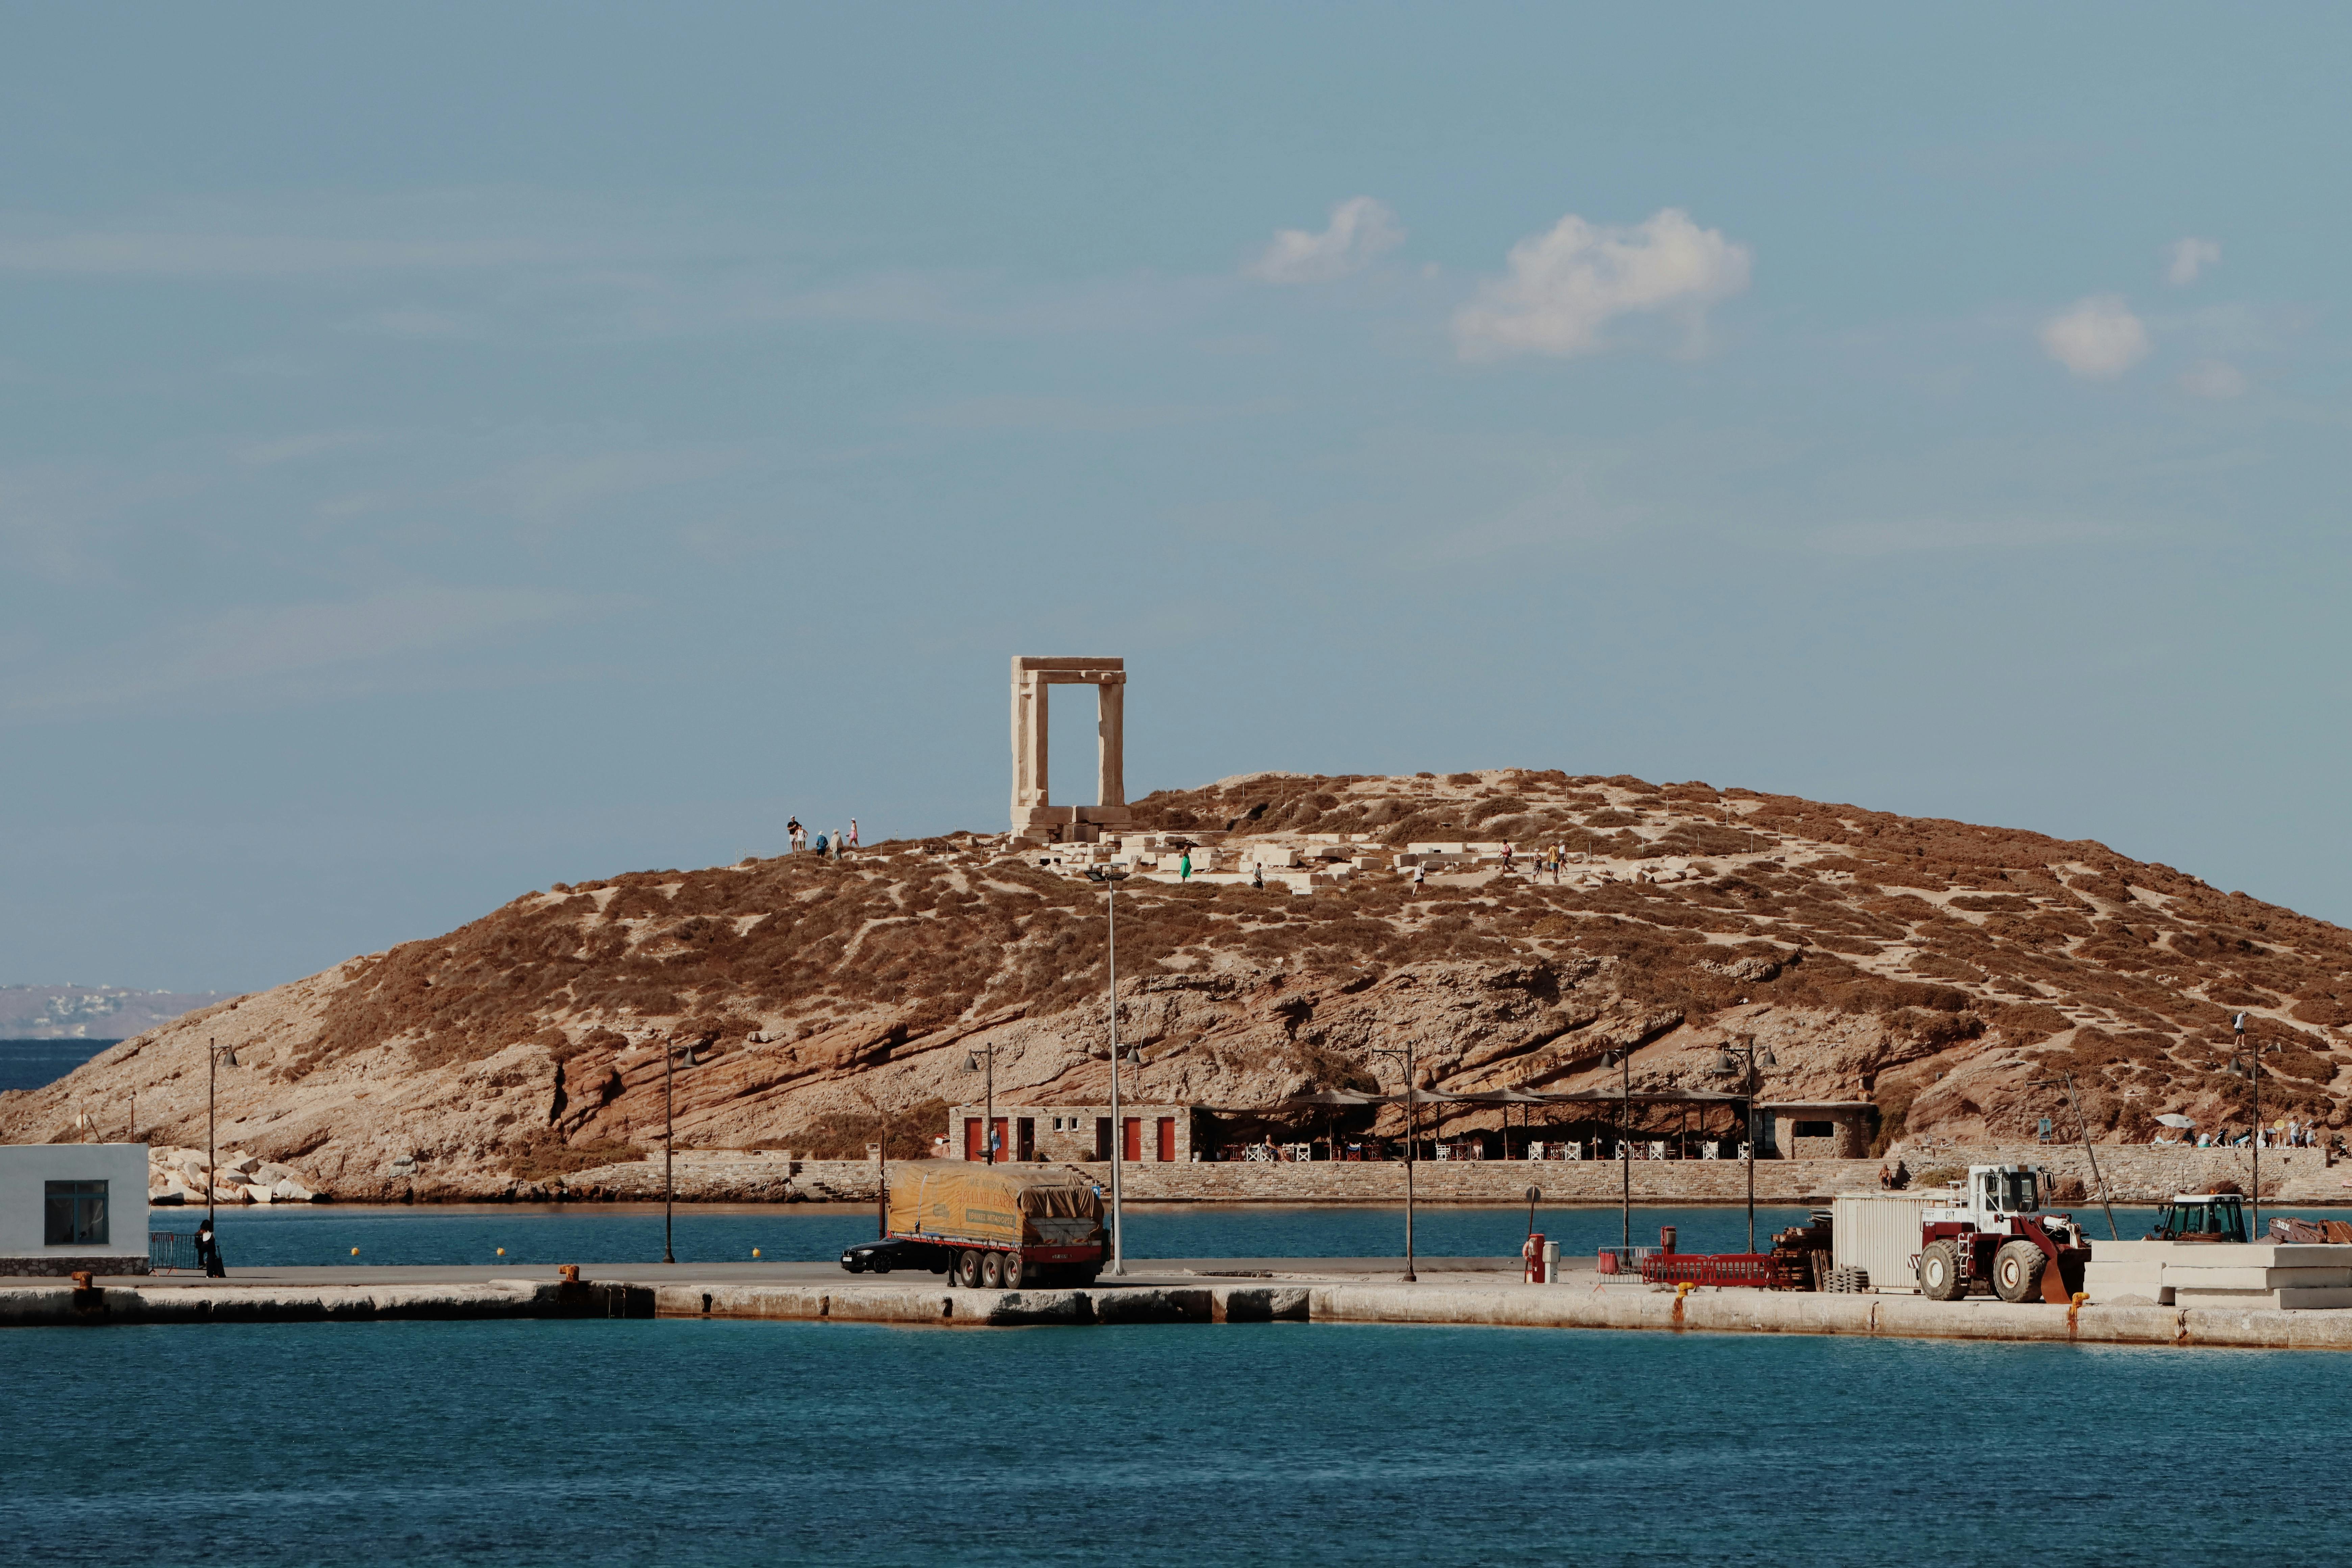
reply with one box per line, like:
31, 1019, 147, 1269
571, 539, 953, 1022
1993, 1240, 2046, 1304
1919, 1240, 1965, 1301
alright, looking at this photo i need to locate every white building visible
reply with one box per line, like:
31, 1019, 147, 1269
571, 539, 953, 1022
0, 1143, 151, 1276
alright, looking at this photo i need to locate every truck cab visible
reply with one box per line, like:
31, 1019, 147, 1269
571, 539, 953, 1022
1923, 1165, 2073, 1239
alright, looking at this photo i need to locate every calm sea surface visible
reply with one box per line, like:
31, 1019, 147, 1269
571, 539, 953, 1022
0, 1317, 2336, 1567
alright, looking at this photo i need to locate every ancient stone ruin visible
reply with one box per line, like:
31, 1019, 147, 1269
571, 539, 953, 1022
1009, 655, 1131, 843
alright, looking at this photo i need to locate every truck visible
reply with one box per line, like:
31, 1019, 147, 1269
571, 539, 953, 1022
882, 1167, 1105, 1289
1917, 1164, 2089, 1303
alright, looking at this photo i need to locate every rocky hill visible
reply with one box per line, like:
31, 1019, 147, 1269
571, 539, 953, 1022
7, 769, 2348, 1199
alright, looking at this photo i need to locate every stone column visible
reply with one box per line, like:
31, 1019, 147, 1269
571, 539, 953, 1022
1096, 676, 1125, 808
1009, 661, 1033, 819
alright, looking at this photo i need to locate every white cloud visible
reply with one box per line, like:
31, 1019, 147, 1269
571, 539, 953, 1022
2165, 237, 2222, 286
2177, 359, 2248, 398
2039, 295, 2151, 378
1247, 197, 1404, 284
1450, 208, 1751, 361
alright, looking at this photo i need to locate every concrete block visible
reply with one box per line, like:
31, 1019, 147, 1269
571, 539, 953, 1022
2275, 1288, 2352, 1310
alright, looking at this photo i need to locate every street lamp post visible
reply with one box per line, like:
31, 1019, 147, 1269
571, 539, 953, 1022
964, 1044, 1000, 1166
1712, 1033, 1778, 1254
1087, 866, 1131, 1276
662, 1038, 699, 1265
1606, 1046, 1633, 1252
206, 1037, 238, 1246
2224, 1012, 2282, 1238
1366, 1037, 1420, 1282
856, 1084, 895, 1240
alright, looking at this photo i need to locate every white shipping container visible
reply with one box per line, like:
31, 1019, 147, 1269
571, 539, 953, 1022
1832, 1193, 1946, 1294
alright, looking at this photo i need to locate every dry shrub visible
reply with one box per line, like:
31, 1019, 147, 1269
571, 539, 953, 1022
504, 1134, 642, 1181
1989, 1002, 2074, 1042
789, 1097, 949, 1160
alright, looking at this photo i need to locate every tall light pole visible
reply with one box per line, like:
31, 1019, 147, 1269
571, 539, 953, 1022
662, 1037, 699, 1265
856, 1083, 897, 1241
1087, 866, 1131, 1276
2224, 1012, 2281, 1238
1606, 1046, 1632, 1252
1712, 1033, 1777, 1254
206, 1037, 238, 1245
1366, 1037, 1420, 1282
964, 1044, 1001, 1165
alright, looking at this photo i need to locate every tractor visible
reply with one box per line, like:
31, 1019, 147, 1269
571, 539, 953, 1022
1916, 1165, 2090, 1303
2143, 1193, 2248, 1244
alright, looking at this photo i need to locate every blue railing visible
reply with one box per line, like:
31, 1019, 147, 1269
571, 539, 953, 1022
149, 1229, 202, 1273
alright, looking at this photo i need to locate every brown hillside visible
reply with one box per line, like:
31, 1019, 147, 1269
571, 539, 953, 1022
7, 769, 2347, 1197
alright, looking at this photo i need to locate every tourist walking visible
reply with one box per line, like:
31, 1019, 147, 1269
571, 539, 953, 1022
787, 817, 804, 852
848, 818, 859, 848
813, 831, 829, 856
1412, 863, 1425, 893
831, 829, 844, 861
1178, 849, 1192, 882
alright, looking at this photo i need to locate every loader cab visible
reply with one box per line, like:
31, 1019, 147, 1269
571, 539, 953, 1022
2146, 1194, 2248, 1244
1928, 1165, 2041, 1228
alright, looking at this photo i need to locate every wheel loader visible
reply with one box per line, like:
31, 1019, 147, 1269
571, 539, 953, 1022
1915, 1164, 2090, 1303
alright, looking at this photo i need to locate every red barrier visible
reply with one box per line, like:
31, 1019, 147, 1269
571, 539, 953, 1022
1639, 1252, 1786, 1288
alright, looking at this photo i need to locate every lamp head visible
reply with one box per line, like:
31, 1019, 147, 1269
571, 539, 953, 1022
1759, 1047, 1778, 1069
1713, 1051, 1737, 1075
221, 1049, 237, 1068
964, 1052, 981, 1073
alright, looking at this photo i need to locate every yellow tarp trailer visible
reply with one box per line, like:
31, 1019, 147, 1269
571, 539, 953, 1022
888, 1167, 1104, 1287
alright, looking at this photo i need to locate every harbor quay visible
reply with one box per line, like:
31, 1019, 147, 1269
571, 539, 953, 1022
17, 1258, 2352, 1351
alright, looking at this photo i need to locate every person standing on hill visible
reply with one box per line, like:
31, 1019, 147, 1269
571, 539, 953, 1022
787, 817, 804, 852
831, 830, 844, 860
814, 831, 829, 856
1178, 849, 1192, 881
848, 819, 859, 848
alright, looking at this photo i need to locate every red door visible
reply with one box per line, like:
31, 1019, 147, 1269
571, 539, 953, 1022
1156, 1117, 1176, 1162
963, 1118, 983, 1161
1122, 1117, 1142, 1161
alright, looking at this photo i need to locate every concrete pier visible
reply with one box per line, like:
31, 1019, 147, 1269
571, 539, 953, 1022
15, 1261, 2352, 1349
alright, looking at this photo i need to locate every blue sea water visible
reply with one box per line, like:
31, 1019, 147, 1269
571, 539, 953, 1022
0, 1317, 2337, 1567
163, 1202, 1850, 1269
0, 1037, 114, 1091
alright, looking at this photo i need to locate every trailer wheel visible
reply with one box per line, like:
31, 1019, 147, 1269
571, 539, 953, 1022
1992, 1240, 2046, 1303
1919, 1240, 1965, 1300
980, 1251, 1004, 1288
956, 1250, 982, 1288
1002, 1252, 1025, 1288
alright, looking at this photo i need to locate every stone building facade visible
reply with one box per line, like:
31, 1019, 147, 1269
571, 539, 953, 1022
1755, 1102, 1876, 1160
947, 1102, 1201, 1164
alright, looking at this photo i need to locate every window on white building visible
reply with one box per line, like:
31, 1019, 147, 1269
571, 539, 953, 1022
44, 1180, 108, 1246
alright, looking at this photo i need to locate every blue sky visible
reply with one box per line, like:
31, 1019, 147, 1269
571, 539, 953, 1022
5, 4, 2350, 992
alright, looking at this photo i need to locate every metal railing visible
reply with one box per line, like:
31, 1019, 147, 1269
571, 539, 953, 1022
149, 1229, 202, 1274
